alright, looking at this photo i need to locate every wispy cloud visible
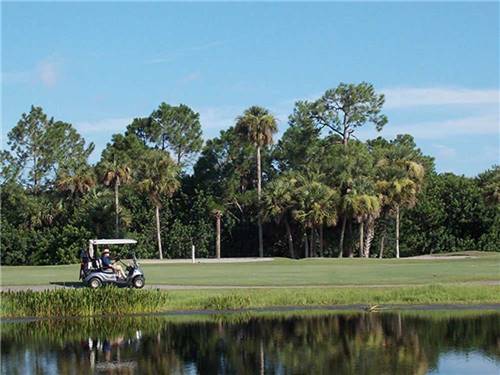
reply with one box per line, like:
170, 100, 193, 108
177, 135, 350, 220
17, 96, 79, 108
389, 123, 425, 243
433, 144, 457, 159
198, 106, 241, 133
37, 59, 60, 87
145, 40, 224, 65
379, 113, 499, 139
383, 87, 500, 108
75, 117, 132, 134
2, 56, 62, 88
179, 71, 201, 84
198, 101, 290, 139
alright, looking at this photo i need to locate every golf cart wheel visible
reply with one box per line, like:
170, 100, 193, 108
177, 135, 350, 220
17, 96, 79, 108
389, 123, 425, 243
132, 276, 145, 289
88, 277, 102, 289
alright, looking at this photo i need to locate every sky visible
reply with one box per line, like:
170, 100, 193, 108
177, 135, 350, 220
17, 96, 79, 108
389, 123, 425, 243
2, 1, 499, 176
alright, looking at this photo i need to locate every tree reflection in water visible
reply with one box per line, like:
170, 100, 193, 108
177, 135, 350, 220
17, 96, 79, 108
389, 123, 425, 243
1, 311, 499, 374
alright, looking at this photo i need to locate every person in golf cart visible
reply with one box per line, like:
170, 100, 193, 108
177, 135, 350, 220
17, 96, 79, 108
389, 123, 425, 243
101, 248, 127, 279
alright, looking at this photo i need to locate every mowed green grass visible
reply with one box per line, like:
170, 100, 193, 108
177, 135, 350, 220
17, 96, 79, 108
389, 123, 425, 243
1, 254, 499, 286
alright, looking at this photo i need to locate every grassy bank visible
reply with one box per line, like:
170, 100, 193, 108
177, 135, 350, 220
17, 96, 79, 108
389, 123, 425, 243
1, 254, 499, 287
1, 284, 499, 318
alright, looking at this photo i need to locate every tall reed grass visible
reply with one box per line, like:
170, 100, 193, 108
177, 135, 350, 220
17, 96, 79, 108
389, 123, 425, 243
1, 284, 498, 318
1, 287, 170, 318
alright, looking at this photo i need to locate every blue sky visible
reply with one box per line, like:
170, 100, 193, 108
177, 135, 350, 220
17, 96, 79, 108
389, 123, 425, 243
2, 2, 499, 176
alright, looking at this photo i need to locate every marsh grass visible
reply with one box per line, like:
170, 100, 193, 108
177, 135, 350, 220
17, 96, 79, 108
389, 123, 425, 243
0, 287, 170, 318
1, 284, 498, 318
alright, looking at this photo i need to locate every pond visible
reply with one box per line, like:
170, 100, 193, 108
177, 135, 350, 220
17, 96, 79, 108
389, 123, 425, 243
1, 310, 499, 374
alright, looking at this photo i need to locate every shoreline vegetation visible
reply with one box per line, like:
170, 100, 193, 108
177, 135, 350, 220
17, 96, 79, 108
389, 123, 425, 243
1, 284, 499, 319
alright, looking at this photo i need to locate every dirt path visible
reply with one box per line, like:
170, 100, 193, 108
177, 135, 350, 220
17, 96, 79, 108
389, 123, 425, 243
1, 280, 498, 292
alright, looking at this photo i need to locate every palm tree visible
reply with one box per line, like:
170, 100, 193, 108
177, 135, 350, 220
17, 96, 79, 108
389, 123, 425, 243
338, 193, 353, 258
262, 175, 298, 258
212, 208, 223, 259
56, 169, 96, 198
208, 199, 225, 259
137, 150, 180, 259
235, 106, 278, 257
101, 159, 132, 237
293, 179, 338, 257
339, 192, 379, 257
377, 160, 424, 258
360, 195, 381, 258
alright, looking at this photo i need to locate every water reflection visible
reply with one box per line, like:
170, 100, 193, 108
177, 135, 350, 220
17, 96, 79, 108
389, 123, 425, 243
1, 311, 499, 374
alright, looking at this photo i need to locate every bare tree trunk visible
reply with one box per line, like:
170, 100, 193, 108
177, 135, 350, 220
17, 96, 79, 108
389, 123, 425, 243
348, 221, 354, 258
338, 216, 346, 258
310, 227, 315, 257
156, 205, 163, 259
114, 180, 120, 237
256, 146, 263, 257
396, 205, 400, 259
359, 221, 364, 257
215, 213, 221, 259
379, 227, 386, 259
259, 340, 264, 375
304, 232, 309, 258
284, 219, 295, 258
319, 225, 324, 257
363, 217, 375, 258
33, 154, 39, 192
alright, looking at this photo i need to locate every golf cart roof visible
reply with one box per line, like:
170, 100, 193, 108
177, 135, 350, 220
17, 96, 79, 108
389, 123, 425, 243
89, 239, 137, 245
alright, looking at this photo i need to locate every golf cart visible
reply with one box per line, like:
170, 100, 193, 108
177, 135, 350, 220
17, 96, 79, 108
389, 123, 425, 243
80, 239, 145, 289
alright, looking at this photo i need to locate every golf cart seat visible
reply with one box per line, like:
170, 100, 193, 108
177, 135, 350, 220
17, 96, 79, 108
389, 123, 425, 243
89, 257, 110, 272
91, 258, 102, 270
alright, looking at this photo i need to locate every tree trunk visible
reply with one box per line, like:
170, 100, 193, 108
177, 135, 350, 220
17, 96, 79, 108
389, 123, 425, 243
114, 180, 120, 237
260, 340, 265, 375
256, 146, 264, 257
33, 154, 39, 192
215, 213, 221, 259
156, 205, 163, 259
338, 216, 347, 258
348, 220, 353, 258
395, 205, 400, 259
359, 221, 364, 257
284, 219, 295, 258
319, 225, 324, 257
310, 227, 315, 257
342, 133, 349, 146
379, 226, 386, 259
304, 232, 309, 258
363, 217, 375, 258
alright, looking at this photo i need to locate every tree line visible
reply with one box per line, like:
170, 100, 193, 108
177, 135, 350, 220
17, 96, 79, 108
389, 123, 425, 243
1, 82, 498, 265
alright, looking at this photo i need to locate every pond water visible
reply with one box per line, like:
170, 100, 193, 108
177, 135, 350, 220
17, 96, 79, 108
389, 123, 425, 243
1, 310, 499, 374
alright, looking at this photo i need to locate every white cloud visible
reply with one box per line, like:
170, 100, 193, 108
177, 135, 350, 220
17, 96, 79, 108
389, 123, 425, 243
198, 102, 290, 139
75, 117, 132, 134
379, 113, 499, 139
179, 71, 201, 83
433, 144, 457, 159
198, 106, 241, 132
1, 70, 31, 84
383, 87, 500, 108
37, 59, 60, 88
2, 56, 62, 88
146, 40, 224, 65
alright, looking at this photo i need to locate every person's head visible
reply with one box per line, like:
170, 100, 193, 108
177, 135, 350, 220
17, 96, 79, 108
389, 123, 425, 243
103, 248, 110, 257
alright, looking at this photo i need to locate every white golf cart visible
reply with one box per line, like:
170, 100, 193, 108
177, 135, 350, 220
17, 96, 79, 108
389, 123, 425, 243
80, 239, 145, 289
